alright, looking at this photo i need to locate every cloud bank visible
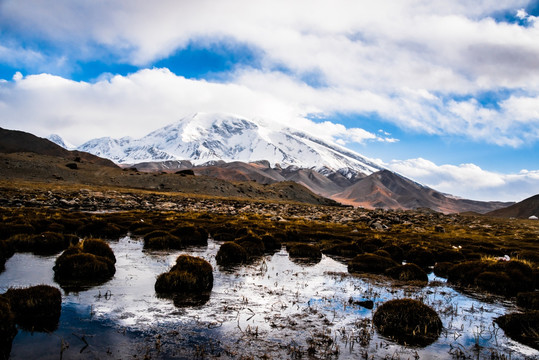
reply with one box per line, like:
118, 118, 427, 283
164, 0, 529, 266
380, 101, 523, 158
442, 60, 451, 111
388, 158, 539, 202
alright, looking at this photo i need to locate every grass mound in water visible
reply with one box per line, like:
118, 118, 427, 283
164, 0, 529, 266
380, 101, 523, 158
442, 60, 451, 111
143, 230, 182, 250
385, 263, 428, 284
447, 259, 535, 296
4, 285, 62, 332
8, 231, 77, 255
171, 225, 208, 246
495, 311, 539, 350
216, 242, 247, 266
287, 243, 322, 264
82, 238, 116, 263
53, 239, 116, 288
155, 255, 213, 305
373, 298, 442, 347
517, 292, 539, 310
348, 253, 398, 275
234, 234, 265, 257
0, 296, 17, 360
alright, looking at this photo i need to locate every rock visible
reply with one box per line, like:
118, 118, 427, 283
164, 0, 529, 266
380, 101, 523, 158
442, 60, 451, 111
434, 225, 445, 233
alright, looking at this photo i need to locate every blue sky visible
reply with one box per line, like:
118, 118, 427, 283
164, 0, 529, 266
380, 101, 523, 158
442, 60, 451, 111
0, 0, 538, 202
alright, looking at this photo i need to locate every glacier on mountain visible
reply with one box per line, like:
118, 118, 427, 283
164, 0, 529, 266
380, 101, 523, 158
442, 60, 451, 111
77, 113, 383, 177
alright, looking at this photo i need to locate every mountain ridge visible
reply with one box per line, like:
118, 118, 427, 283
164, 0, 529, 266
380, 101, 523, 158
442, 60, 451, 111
44, 112, 515, 214
77, 113, 383, 178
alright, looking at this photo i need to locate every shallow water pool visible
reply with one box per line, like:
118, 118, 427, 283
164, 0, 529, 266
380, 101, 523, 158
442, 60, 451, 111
1, 236, 537, 359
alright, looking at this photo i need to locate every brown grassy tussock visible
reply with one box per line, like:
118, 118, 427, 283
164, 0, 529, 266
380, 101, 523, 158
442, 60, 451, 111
373, 298, 442, 347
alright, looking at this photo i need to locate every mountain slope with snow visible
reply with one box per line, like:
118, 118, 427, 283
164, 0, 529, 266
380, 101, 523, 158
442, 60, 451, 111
78, 113, 383, 177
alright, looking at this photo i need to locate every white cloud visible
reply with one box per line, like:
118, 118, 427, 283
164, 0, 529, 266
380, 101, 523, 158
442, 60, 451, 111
1, 0, 539, 146
388, 158, 539, 202
0, 69, 392, 147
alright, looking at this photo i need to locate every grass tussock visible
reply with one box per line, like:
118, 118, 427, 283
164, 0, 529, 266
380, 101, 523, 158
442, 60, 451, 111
0, 296, 17, 360
155, 255, 213, 296
287, 243, 322, 264
216, 242, 247, 266
4, 285, 61, 332
447, 259, 535, 297
495, 311, 539, 350
348, 253, 399, 275
385, 263, 428, 284
373, 298, 442, 347
54, 239, 116, 289
517, 292, 539, 310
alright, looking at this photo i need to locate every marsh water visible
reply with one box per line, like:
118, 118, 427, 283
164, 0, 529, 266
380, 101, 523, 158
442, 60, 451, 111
1, 236, 537, 359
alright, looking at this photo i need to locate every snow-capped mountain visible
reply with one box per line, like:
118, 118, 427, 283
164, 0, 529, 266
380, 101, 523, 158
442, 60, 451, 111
77, 113, 383, 177
47, 134, 75, 150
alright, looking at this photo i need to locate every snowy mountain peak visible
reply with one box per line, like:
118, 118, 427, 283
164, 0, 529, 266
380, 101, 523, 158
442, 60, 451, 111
77, 113, 384, 177
47, 134, 74, 149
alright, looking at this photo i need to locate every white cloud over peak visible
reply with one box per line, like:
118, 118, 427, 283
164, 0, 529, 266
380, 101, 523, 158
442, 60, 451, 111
388, 158, 539, 202
0, 69, 393, 147
1, 0, 539, 147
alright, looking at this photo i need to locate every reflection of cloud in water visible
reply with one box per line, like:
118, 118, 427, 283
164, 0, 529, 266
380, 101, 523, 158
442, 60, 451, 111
1, 236, 537, 359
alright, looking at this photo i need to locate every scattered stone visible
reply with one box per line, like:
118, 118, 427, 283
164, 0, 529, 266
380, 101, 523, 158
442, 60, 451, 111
348, 298, 374, 309
434, 225, 445, 233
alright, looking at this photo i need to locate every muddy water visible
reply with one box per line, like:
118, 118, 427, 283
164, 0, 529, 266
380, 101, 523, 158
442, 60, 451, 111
1, 237, 537, 359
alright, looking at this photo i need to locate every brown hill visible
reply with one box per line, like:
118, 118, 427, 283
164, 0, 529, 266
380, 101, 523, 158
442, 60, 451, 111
131, 160, 347, 196
0, 128, 338, 206
130, 160, 513, 214
332, 170, 512, 214
486, 194, 539, 219
0, 127, 117, 168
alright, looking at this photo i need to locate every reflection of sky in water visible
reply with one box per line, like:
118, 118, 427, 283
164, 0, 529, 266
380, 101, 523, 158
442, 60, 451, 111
1, 236, 537, 359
